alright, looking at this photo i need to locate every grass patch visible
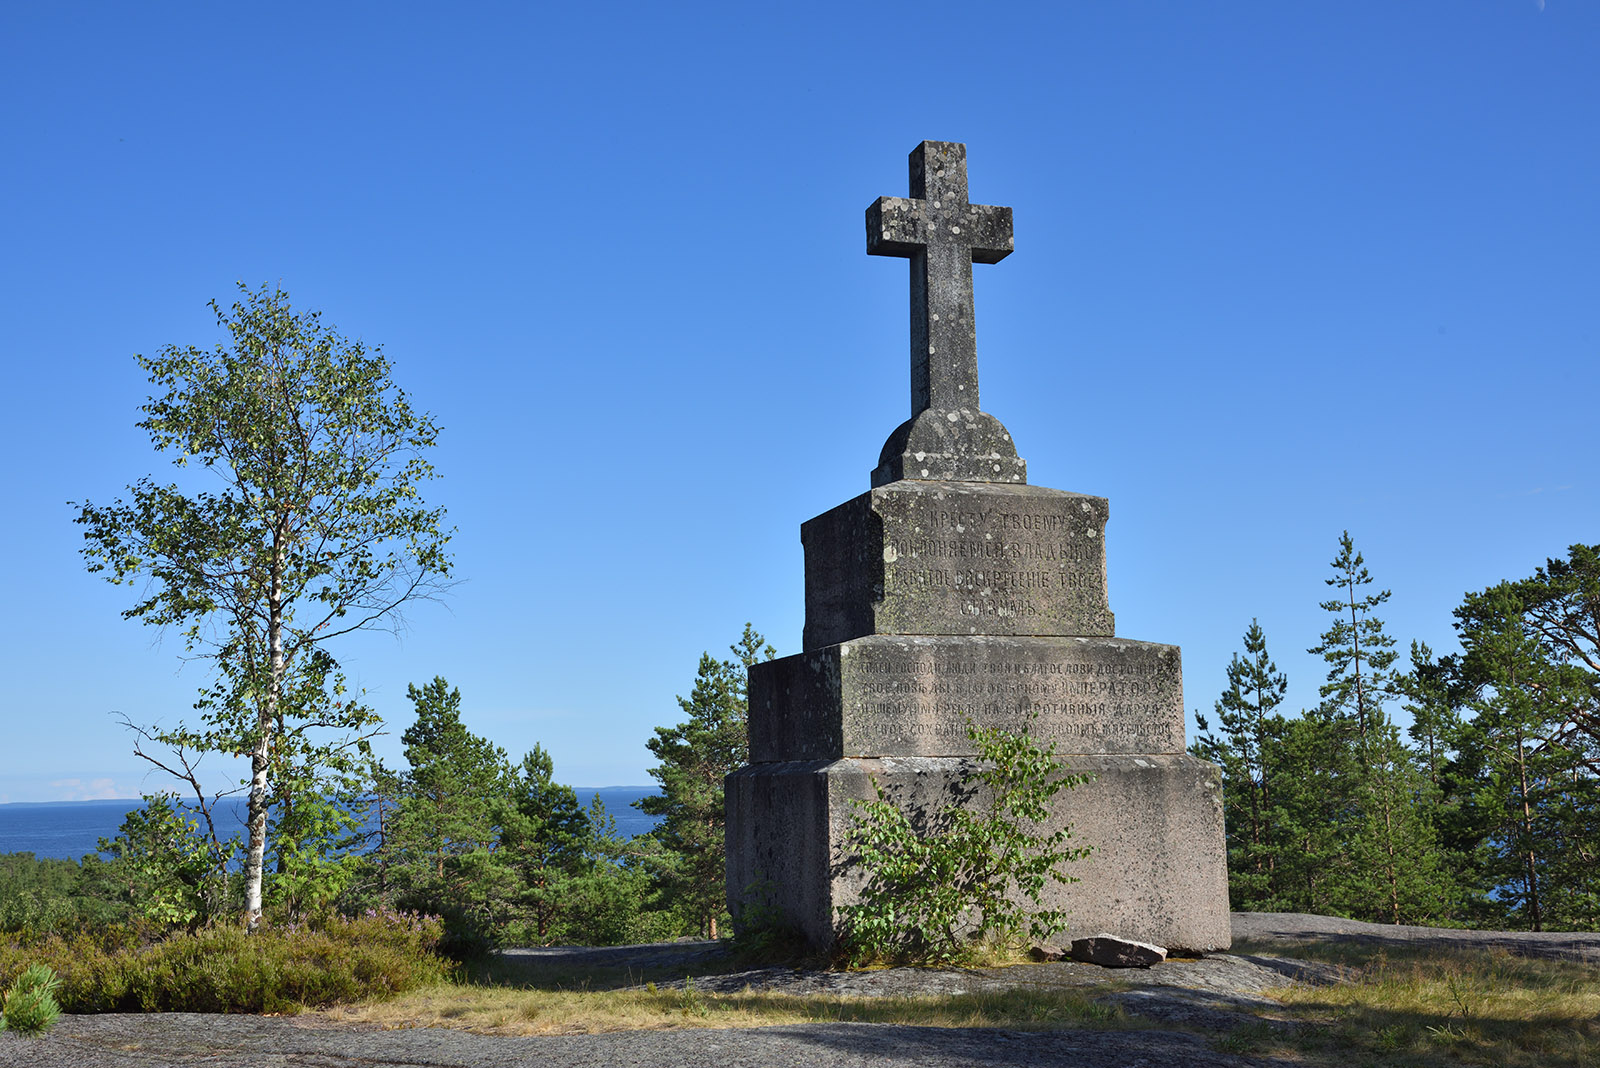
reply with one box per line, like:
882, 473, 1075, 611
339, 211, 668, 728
321, 981, 1135, 1035
1223, 938, 1600, 1068
326, 935, 1600, 1067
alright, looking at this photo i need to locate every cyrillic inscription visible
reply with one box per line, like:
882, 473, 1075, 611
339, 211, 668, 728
880, 494, 1110, 630
837, 640, 1184, 755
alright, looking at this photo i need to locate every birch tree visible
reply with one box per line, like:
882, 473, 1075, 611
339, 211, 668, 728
75, 283, 452, 930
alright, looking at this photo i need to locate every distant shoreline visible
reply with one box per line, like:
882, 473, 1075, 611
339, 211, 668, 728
0, 790, 656, 808
0, 789, 663, 860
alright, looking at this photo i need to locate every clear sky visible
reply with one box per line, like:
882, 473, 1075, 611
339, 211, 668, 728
1, 2, 1594, 803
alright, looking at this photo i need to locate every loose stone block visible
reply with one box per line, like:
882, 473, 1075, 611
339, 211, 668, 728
802, 480, 1114, 651
748, 634, 1184, 763
726, 753, 1231, 954
1069, 934, 1168, 968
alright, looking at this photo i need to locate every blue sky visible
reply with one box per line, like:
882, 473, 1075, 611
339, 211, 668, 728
1, 2, 1594, 802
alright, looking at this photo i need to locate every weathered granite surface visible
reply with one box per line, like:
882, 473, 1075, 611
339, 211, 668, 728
801, 481, 1113, 650
0, 1014, 1299, 1068
728, 754, 1230, 953
749, 635, 1182, 762
1232, 910, 1600, 962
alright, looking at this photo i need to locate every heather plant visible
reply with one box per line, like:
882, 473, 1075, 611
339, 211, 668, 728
0, 910, 447, 1014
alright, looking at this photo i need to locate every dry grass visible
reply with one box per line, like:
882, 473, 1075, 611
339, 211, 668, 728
318, 937, 1600, 1066
1221, 939, 1600, 1067
320, 981, 1134, 1036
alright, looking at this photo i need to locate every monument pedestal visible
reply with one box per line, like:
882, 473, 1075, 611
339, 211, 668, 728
727, 753, 1229, 951
725, 141, 1229, 954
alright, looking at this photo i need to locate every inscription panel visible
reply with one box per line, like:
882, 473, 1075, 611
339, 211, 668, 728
802, 482, 1115, 650
880, 487, 1112, 635
749, 635, 1184, 762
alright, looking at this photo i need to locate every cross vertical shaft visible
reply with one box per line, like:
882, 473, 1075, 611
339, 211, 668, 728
867, 142, 1014, 416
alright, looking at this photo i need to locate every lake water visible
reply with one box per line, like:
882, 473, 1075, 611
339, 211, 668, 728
0, 788, 662, 862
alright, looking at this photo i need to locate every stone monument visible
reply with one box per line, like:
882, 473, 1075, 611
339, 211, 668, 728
726, 141, 1230, 952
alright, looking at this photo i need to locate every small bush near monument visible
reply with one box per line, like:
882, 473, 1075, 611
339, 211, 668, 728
836, 718, 1091, 966
0, 964, 63, 1036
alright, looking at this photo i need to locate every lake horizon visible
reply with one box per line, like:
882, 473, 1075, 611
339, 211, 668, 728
0, 788, 663, 861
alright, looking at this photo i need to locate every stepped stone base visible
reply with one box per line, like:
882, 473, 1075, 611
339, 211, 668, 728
749, 634, 1183, 763
726, 754, 1231, 952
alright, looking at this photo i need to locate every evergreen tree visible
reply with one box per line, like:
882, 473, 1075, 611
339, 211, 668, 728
1309, 532, 1399, 748
500, 745, 593, 943
1257, 713, 1346, 915
1307, 532, 1455, 924
1396, 640, 1489, 919
1451, 577, 1599, 930
393, 678, 511, 882
638, 624, 774, 939
381, 678, 516, 951
1192, 619, 1289, 908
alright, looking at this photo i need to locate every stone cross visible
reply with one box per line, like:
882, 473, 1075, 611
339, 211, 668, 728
867, 141, 1014, 416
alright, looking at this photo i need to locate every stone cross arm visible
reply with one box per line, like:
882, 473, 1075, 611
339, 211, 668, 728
866, 197, 1014, 264
866, 141, 1014, 415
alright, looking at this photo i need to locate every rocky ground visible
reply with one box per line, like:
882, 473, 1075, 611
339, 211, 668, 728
2, 913, 1595, 1068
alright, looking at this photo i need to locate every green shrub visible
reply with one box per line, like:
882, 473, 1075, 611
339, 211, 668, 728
0, 852, 133, 936
0, 909, 448, 1014
0, 964, 63, 1035
837, 716, 1092, 965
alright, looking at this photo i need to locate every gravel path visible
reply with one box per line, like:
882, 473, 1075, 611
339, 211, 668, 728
1, 912, 1592, 1068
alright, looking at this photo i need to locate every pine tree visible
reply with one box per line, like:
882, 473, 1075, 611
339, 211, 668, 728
1192, 619, 1289, 909
382, 678, 517, 950
392, 678, 512, 883
1307, 532, 1455, 924
1452, 581, 1598, 930
1309, 532, 1399, 750
1259, 713, 1346, 915
501, 745, 593, 943
1396, 641, 1487, 921
638, 624, 774, 939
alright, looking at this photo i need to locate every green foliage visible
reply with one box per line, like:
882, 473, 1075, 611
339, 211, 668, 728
0, 965, 63, 1035
1309, 531, 1400, 744
1303, 533, 1459, 924
0, 911, 446, 1014
339, 677, 669, 952
1192, 618, 1290, 909
96, 795, 236, 928
638, 624, 774, 939
836, 716, 1090, 966
74, 282, 453, 928
1201, 536, 1600, 930
371, 677, 516, 953
499, 745, 593, 944
1441, 550, 1600, 931
0, 853, 128, 935
393, 677, 512, 874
